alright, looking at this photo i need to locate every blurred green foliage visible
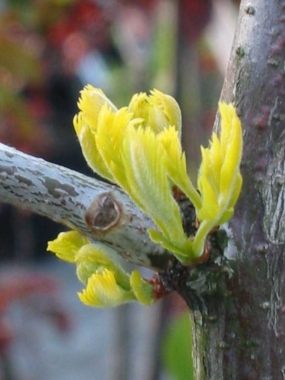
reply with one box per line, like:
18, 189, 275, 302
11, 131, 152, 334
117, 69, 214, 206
162, 312, 194, 380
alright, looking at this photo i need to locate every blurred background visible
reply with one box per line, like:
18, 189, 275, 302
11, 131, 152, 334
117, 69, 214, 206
0, 0, 239, 379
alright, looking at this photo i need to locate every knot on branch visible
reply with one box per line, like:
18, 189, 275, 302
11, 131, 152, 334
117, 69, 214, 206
85, 192, 122, 233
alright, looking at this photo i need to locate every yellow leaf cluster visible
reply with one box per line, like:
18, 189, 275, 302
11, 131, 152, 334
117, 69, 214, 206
47, 231, 154, 308
193, 103, 243, 257
72, 86, 243, 263
73, 85, 195, 262
47, 87, 243, 308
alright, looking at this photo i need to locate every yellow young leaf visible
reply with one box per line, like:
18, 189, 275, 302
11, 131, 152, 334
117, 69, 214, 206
73, 113, 113, 181
47, 231, 89, 263
95, 104, 142, 191
121, 126, 197, 261
219, 102, 234, 155
158, 127, 201, 210
219, 118, 242, 199
78, 270, 136, 308
130, 270, 154, 306
128, 89, 181, 134
75, 243, 131, 290
148, 229, 193, 263
73, 86, 118, 181
228, 172, 243, 209
128, 92, 168, 133
197, 175, 219, 220
77, 85, 117, 124
197, 102, 242, 223
198, 147, 212, 187
122, 127, 184, 241
193, 102, 243, 257
149, 89, 182, 135
208, 133, 222, 190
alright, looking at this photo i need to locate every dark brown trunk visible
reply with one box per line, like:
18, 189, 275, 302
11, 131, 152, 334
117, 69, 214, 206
178, 1, 285, 378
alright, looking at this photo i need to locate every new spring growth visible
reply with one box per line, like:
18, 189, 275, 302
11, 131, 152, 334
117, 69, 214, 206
47, 231, 154, 307
48, 85, 243, 308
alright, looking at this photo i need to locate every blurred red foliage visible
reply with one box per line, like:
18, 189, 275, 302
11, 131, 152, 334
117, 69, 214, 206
0, 271, 71, 351
179, 0, 212, 42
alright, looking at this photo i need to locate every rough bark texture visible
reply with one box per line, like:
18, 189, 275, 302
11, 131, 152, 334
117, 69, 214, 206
184, 1, 285, 379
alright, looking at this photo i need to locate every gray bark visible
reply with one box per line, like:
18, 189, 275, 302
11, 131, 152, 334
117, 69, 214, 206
0, 142, 172, 271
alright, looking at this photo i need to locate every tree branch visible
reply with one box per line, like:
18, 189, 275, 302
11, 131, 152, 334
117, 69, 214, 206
0, 142, 172, 271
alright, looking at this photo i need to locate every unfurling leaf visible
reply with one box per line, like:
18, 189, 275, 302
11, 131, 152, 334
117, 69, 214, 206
48, 231, 154, 308
193, 102, 243, 257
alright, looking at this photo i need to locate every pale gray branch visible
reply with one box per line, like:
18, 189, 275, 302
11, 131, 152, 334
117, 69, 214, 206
0, 142, 172, 270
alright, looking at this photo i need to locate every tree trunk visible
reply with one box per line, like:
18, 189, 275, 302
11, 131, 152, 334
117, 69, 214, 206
185, 1, 285, 378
